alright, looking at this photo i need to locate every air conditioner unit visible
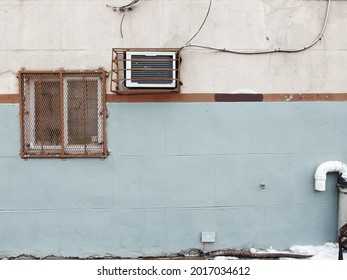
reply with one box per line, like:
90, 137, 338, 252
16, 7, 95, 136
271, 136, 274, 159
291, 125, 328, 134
125, 51, 177, 88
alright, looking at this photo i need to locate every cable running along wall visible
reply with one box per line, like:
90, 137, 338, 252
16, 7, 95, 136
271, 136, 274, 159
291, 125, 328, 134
181, 0, 332, 54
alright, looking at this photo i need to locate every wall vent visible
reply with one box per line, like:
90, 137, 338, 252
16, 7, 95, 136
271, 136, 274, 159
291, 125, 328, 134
111, 48, 181, 94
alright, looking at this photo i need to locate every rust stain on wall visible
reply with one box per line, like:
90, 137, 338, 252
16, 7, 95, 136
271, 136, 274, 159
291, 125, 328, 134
0, 94, 19, 103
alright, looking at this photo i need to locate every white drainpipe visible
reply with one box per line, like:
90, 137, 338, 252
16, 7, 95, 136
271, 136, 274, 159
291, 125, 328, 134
314, 161, 347, 230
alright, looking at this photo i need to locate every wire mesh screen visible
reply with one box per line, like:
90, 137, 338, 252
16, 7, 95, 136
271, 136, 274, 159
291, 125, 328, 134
20, 71, 107, 158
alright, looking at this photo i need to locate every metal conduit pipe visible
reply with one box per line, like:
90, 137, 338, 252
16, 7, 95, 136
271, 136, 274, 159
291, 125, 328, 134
314, 161, 347, 230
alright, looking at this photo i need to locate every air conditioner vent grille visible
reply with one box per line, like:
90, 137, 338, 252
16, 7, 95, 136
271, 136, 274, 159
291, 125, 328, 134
131, 55, 174, 84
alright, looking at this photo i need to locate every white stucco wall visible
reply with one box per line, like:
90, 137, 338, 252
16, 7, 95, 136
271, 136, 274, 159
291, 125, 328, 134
1, 0, 347, 94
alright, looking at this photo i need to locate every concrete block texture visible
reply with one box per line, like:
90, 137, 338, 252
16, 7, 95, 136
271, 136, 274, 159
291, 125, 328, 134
0, 0, 347, 257
0, 102, 346, 256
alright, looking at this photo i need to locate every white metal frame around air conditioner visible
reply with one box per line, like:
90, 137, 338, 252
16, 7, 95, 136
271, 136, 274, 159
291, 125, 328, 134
125, 51, 177, 88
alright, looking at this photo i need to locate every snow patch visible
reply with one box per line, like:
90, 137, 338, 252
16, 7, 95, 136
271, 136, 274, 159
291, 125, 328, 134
290, 243, 343, 260
250, 243, 346, 260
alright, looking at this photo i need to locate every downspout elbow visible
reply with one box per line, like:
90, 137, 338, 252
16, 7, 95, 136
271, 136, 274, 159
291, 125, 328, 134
314, 161, 347, 191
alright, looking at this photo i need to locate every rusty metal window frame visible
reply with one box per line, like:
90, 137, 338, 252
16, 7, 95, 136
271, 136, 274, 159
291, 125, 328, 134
19, 70, 108, 158
111, 48, 181, 95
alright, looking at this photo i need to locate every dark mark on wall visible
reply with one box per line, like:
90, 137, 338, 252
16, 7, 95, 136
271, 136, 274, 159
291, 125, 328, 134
215, 94, 263, 102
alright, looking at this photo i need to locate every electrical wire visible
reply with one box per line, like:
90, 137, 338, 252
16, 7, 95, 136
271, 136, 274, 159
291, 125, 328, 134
106, 0, 140, 12
120, 13, 126, 38
185, 0, 213, 46
181, 0, 332, 54
107, 1, 142, 39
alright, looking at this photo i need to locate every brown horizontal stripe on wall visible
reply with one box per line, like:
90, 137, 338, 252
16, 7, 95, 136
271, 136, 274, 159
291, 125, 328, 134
106, 93, 347, 103
0, 94, 19, 103
2, 93, 347, 103
263, 93, 347, 102
106, 93, 215, 103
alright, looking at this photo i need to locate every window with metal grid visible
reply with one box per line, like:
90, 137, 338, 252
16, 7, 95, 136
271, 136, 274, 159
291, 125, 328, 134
19, 70, 107, 158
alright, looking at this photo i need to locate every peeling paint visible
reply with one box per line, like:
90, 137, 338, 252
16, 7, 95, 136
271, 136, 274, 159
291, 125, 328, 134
285, 94, 294, 101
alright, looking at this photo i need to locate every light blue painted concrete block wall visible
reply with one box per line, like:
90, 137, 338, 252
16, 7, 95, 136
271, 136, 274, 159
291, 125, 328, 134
0, 102, 346, 257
